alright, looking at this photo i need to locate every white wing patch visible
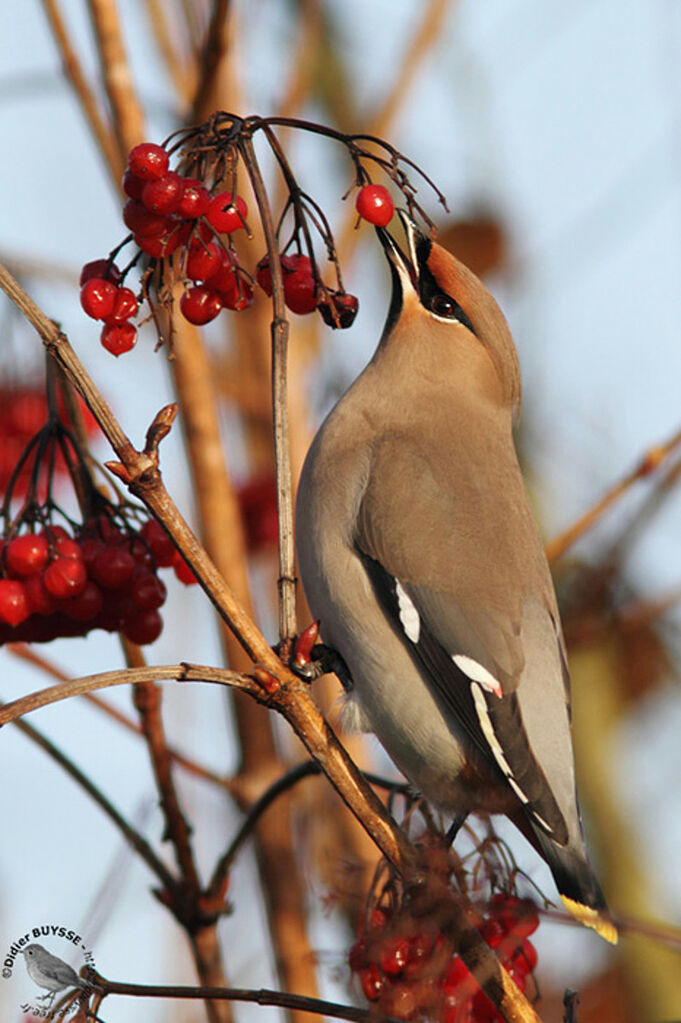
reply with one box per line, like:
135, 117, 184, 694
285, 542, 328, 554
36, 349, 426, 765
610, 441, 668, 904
453, 654, 503, 698
470, 682, 513, 775
395, 580, 420, 643
470, 681, 554, 835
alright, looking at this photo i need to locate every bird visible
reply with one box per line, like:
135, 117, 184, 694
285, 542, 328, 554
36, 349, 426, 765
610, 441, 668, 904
21, 943, 88, 1005
295, 210, 616, 943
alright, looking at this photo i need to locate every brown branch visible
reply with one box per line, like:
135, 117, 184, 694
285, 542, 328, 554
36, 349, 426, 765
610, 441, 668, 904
123, 638, 201, 889
40, 0, 124, 186
7, 706, 176, 888
546, 425, 681, 563
7, 643, 231, 789
240, 133, 297, 647
0, 263, 542, 1023
86, 0, 146, 159
0, 662, 254, 727
85, 972, 387, 1023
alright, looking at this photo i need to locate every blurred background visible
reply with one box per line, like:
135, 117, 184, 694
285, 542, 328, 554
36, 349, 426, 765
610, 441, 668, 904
0, 1, 680, 1021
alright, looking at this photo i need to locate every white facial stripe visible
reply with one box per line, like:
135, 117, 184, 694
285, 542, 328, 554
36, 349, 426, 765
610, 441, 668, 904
395, 580, 420, 643
470, 682, 513, 776
453, 654, 503, 698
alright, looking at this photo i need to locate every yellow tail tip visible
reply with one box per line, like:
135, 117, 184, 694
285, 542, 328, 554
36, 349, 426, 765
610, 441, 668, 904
561, 896, 618, 944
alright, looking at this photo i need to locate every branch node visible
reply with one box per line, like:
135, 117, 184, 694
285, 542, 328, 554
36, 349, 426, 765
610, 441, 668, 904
145, 403, 179, 458
252, 665, 282, 695
104, 460, 132, 484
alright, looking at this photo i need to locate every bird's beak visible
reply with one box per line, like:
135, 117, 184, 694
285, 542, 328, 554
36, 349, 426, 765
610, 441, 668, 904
376, 210, 428, 296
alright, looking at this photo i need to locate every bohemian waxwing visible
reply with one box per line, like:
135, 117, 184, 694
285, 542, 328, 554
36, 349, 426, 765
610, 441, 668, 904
295, 212, 616, 944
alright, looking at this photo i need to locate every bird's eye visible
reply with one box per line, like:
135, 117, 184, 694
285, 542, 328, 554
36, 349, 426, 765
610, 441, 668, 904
430, 294, 457, 318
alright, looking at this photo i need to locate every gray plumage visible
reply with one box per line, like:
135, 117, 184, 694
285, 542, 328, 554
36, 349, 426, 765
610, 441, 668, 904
22, 943, 86, 999
295, 213, 615, 942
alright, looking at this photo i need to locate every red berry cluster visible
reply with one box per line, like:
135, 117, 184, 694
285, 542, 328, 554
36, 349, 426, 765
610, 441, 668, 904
80, 128, 389, 353
255, 254, 359, 328
80, 140, 256, 353
0, 386, 97, 499
0, 516, 196, 647
80, 259, 139, 356
349, 894, 539, 1022
237, 475, 279, 552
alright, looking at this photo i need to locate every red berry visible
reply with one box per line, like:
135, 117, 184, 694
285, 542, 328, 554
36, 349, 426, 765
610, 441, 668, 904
172, 551, 198, 585
480, 917, 505, 949
127, 142, 169, 180
180, 286, 222, 325
130, 569, 167, 611
488, 895, 539, 939
441, 956, 471, 993
282, 254, 317, 314
359, 963, 384, 1002
54, 535, 81, 560
139, 519, 176, 566
318, 291, 359, 329
43, 557, 87, 598
91, 546, 135, 589
207, 257, 253, 310
471, 991, 503, 1023
5, 534, 49, 576
0, 579, 30, 626
80, 536, 105, 568
356, 184, 394, 226
512, 939, 537, 974
80, 278, 117, 320
206, 192, 248, 233
103, 287, 138, 325
122, 168, 145, 199
123, 199, 171, 238
142, 171, 184, 214
134, 226, 185, 258
378, 936, 409, 977
185, 238, 222, 281
348, 938, 368, 972
66, 581, 104, 621
80, 259, 121, 286
24, 573, 58, 615
101, 322, 137, 356
122, 608, 163, 645
178, 177, 211, 218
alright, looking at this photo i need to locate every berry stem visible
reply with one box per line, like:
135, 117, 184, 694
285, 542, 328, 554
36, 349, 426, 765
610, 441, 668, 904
238, 133, 297, 647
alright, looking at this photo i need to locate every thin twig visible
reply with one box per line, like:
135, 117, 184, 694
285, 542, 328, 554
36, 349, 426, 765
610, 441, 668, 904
40, 0, 124, 186
0, 663, 254, 727
7, 643, 231, 788
87, 972, 394, 1023
123, 638, 201, 889
546, 425, 681, 563
7, 706, 176, 889
239, 133, 297, 648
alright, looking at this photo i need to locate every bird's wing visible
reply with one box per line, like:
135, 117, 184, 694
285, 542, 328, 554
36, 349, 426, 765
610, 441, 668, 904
355, 437, 569, 843
39, 956, 78, 985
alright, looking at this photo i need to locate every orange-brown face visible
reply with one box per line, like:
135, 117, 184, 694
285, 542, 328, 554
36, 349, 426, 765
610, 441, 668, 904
378, 216, 522, 415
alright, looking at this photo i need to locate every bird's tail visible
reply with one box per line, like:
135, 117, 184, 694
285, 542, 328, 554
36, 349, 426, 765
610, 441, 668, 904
532, 828, 618, 944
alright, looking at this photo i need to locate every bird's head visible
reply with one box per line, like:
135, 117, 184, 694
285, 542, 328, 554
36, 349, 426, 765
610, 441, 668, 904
376, 212, 521, 418
22, 944, 45, 957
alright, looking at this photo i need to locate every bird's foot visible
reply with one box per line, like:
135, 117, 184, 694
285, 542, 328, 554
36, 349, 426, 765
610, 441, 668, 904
286, 621, 354, 690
